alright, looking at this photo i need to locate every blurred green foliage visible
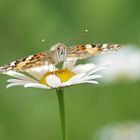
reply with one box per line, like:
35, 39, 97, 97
0, 0, 140, 140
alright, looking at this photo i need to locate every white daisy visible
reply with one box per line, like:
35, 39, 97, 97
95, 122, 140, 140
90, 45, 140, 83
4, 60, 110, 89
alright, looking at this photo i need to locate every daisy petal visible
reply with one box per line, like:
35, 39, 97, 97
63, 57, 77, 70
86, 66, 106, 76
5, 71, 37, 83
46, 75, 61, 88
26, 65, 49, 79
68, 73, 86, 84
24, 83, 50, 89
7, 83, 25, 88
75, 80, 99, 85
61, 81, 72, 87
86, 62, 111, 76
7, 79, 31, 84
100, 61, 112, 67
82, 75, 103, 80
72, 63, 96, 74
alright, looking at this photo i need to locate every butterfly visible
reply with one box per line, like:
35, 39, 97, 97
0, 43, 122, 73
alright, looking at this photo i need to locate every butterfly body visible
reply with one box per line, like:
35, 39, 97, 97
0, 43, 122, 73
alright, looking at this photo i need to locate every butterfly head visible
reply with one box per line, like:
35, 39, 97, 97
56, 43, 67, 62
51, 43, 67, 63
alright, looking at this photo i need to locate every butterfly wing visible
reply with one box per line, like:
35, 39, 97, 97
66, 43, 122, 59
0, 51, 56, 73
0, 43, 122, 73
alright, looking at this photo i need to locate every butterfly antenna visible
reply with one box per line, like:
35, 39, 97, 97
63, 29, 89, 44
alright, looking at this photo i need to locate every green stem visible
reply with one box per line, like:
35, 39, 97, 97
56, 88, 66, 140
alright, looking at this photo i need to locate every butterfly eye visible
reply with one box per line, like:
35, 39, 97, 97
61, 50, 63, 55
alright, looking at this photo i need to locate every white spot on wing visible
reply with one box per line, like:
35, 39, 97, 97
85, 44, 92, 49
114, 44, 120, 50
25, 55, 33, 61
10, 61, 16, 67
114, 44, 119, 47
102, 44, 108, 49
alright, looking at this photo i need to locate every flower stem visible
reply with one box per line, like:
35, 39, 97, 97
56, 88, 66, 140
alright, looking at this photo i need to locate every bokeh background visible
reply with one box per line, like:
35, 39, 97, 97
0, 0, 140, 140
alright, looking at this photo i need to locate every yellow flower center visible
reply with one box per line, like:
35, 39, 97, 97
39, 69, 75, 85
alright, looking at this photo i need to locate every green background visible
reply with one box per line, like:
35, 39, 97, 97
0, 0, 140, 139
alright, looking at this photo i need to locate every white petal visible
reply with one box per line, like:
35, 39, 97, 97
26, 71, 42, 80
75, 80, 99, 85
46, 75, 61, 88
63, 57, 77, 70
5, 71, 38, 83
68, 73, 86, 84
26, 65, 49, 80
100, 61, 112, 67
7, 83, 25, 88
7, 79, 32, 84
82, 75, 103, 81
85, 62, 111, 77
61, 81, 72, 87
24, 83, 50, 89
72, 63, 96, 74
86, 66, 106, 77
